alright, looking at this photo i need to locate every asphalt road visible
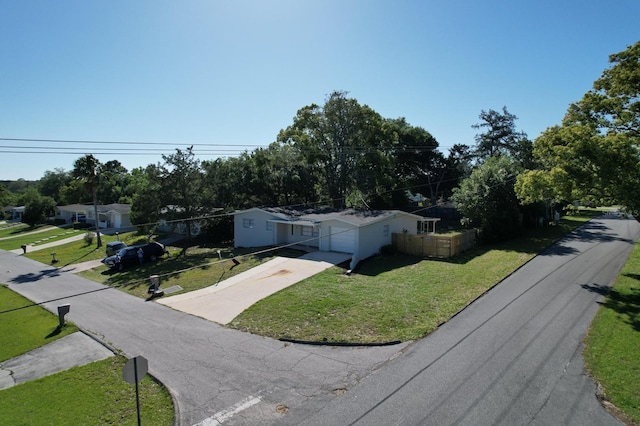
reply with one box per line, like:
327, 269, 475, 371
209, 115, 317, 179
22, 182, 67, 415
0, 247, 409, 425
278, 212, 640, 426
1, 213, 637, 425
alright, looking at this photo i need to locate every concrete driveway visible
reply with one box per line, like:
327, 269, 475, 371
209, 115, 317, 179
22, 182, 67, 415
157, 251, 352, 324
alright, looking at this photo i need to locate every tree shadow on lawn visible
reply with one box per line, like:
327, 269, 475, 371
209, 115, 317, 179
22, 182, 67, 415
7, 224, 47, 236
581, 280, 640, 332
56, 247, 100, 268
352, 253, 423, 277
99, 247, 235, 291
355, 219, 613, 276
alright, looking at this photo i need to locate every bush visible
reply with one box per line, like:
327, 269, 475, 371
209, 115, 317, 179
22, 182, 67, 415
73, 222, 90, 230
84, 232, 95, 245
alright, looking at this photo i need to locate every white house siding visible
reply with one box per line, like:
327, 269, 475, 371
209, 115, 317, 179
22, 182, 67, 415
390, 214, 421, 235
233, 210, 277, 248
356, 221, 389, 261
233, 209, 424, 270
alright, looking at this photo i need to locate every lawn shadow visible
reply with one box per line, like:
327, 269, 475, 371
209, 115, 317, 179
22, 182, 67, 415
581, 281, 640, 332
58, 249, 100, 269
100, 249, 217, 289
353, 253, 423, 277
45, 325, 64, 338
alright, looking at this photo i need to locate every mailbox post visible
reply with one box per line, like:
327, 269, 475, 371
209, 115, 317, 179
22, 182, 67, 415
57, 304, 70, 328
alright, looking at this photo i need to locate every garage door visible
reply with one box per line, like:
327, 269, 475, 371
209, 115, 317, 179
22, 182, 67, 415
330, 227, 356, 253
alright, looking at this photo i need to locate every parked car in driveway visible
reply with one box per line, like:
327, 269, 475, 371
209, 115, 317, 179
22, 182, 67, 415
105, 241, 127, 256
102, 242, 169, 271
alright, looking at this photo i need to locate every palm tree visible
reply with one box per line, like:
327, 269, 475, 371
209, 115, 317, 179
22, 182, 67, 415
73, 154, 103, 248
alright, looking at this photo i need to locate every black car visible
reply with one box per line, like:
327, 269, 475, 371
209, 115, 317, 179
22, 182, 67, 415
105, 241, 127, 256
102, 242, 169, 270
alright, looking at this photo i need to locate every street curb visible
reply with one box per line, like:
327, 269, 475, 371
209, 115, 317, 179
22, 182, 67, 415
279, 337, 402, 347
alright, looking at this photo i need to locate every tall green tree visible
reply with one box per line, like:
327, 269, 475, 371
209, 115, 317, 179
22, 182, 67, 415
72, 154, 102, 247
38, 168, 71, 203
129, 165, 163, 229
246, 143, 316, 207
159, 147, 205, 240
97, 160, 131, 204
472, 106, 534, 168
21, 188, 56, 227
278, 91, 385, 207
386, 117, 444, 205
567, 40, 640, 137
0, 184, 15, 211
451, 155, 522, 242
516, 41, 640, 212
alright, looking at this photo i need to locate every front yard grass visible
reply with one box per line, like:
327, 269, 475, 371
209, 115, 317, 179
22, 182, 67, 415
0, 355, 174, 426
0, 284, 78, 362
80, 245, 304, 299
229, 211, 601, 343
0, 226, 84, 251
0, 284, 174, 425
583, 241, 640, 425
24, 231, 148, 265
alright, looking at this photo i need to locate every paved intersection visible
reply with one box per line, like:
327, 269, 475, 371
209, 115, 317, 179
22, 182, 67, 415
1, 212, 637, 425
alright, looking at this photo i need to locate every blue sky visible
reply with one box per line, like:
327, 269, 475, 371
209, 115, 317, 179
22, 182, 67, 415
1, 0, 639, 181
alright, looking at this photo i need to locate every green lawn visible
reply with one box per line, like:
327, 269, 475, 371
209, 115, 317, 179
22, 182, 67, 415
24, 231, 147, 265
583, 241, 640, 425
0, 284, 174, 425
229, 212, 599, 342
0, 356, 174, 425
0, 285, 78, 362
0, 222, 32, 238
80, 246, 306, 299
0, 225, 84, 251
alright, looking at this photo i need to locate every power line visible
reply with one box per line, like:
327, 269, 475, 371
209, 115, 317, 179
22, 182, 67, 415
0, 149, 249, 156
0, 137, 267, 148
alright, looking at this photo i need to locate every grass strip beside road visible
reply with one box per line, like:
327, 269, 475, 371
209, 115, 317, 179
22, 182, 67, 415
583, 241, 640, 425
24, 231, 144, 265
0, 226, 84, 251
0, 356, 174, 425
0, 223, 33, 238
0, 284, 78, 362
229, 212, 600, 342
0, 284, 174, 425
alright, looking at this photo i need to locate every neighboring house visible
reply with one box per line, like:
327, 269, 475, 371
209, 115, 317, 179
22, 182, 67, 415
233, 207, 440, 269
9, 206, 24, 222
56, 204, 132, 229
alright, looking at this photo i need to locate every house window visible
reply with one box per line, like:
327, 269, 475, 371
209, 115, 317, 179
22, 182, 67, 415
301, 226, 319, 237
243, 218, 255, 229
383, 224, 389, 237
266, 221, 273, 231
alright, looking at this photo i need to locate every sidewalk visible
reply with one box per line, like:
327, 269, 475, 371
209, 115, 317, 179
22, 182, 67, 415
0, 331, 115, 390
9, 234, 86, 255
0, 224, 61, 241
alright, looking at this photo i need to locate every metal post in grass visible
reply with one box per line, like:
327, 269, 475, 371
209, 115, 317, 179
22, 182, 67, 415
123, 355, 148, 426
